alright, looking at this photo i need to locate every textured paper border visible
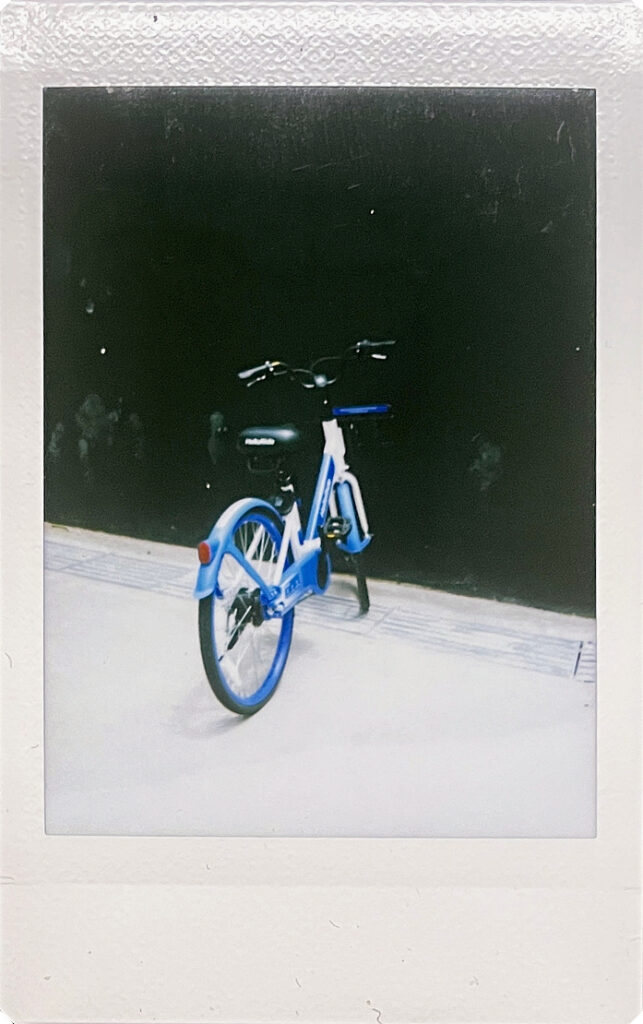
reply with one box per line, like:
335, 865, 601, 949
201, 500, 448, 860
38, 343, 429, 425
1, 3, 641, 1021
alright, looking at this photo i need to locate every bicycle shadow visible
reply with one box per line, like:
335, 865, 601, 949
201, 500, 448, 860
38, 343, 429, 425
166, 681, 249, 739
328, 575, 366, 607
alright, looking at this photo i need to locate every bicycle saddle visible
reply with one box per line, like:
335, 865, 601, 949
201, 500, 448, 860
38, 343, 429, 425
237, 423, 302, 453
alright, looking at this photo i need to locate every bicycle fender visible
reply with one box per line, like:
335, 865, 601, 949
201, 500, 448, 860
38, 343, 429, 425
193, 497, 282, 600
335, 480, 372, 554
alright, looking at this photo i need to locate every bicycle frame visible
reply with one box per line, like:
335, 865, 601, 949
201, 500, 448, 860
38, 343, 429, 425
196, 342, 394, 712
193, 416, 371, 615
269, 417, 371, 614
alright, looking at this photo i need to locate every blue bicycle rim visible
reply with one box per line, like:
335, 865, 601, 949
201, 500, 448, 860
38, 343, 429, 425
209, 510, 294, 709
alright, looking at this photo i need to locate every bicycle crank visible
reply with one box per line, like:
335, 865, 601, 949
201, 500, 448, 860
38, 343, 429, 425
225, 587, 264, 650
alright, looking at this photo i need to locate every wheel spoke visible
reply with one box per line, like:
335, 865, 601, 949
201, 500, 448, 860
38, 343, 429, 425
206, 513, 291, 706
224, 604, 253, 652
226, 525, 265, 591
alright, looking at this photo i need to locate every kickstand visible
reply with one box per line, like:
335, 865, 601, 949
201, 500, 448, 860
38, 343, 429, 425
346, 553, 370, 615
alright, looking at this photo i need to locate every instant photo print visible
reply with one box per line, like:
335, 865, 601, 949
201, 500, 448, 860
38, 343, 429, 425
41, 82, 597, 838
1, 2, 641, 1023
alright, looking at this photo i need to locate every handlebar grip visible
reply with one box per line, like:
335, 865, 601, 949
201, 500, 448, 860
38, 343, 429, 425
357, 338, 396, 351
238, 361, 271, 380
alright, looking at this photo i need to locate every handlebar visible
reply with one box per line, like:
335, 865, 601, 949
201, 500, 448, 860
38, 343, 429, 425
354, 339, 396, 353
237, 340, 396, 389
237, 361, 273, 381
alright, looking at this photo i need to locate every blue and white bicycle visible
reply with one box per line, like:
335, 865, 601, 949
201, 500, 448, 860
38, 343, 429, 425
194, 339, 395, 715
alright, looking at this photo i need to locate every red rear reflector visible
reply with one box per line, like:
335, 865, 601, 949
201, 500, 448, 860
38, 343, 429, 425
198, 541, 212, 565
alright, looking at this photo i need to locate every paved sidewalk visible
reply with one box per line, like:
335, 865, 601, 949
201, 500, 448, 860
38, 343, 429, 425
44, 523, 596, 837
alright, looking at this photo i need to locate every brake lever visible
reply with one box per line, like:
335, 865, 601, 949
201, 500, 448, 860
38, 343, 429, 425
290, 367, 317, 389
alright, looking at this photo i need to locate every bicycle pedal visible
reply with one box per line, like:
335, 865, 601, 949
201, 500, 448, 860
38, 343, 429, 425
322, 516, 351, 541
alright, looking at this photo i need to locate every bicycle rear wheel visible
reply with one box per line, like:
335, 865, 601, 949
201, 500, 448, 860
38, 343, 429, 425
198, 506, 294, 715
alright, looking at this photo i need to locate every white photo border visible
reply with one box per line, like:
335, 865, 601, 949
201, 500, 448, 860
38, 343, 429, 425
1, 2, 641, 1021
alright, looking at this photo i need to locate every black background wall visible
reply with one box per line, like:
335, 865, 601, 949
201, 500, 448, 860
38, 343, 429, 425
44, 87, 595, 614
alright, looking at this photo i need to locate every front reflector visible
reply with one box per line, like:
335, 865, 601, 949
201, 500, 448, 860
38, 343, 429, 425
198, 541, 213, 565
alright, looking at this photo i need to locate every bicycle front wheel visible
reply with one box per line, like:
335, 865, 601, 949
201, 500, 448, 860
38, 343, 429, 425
198, 506, 294, 715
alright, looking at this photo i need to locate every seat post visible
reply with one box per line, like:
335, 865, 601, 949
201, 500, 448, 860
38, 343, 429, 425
320, 394, 335, 422
343, 419, 357, 464
272, 463, 297, 515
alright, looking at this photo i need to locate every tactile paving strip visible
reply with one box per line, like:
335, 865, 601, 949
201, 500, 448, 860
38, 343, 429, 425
44, 540, 102, 572
379, 610, 579, 678
45, 538, 595, 681
298, 598, 582, 678
45, 540, 194, 598
574, 639, 597, 683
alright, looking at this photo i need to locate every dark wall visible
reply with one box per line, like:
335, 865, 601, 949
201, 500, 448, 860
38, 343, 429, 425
44, 87, 595, 614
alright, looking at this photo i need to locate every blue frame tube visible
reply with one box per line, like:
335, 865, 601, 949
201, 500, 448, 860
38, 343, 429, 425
225, 542, 273, 595
332, 404, 391, 417
304, 453, 335, 540
334, 479, 371, 554
194, 496, 283, 601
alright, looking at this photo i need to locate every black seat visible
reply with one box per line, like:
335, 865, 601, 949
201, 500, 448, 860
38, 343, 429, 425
237, 423, 302, 454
